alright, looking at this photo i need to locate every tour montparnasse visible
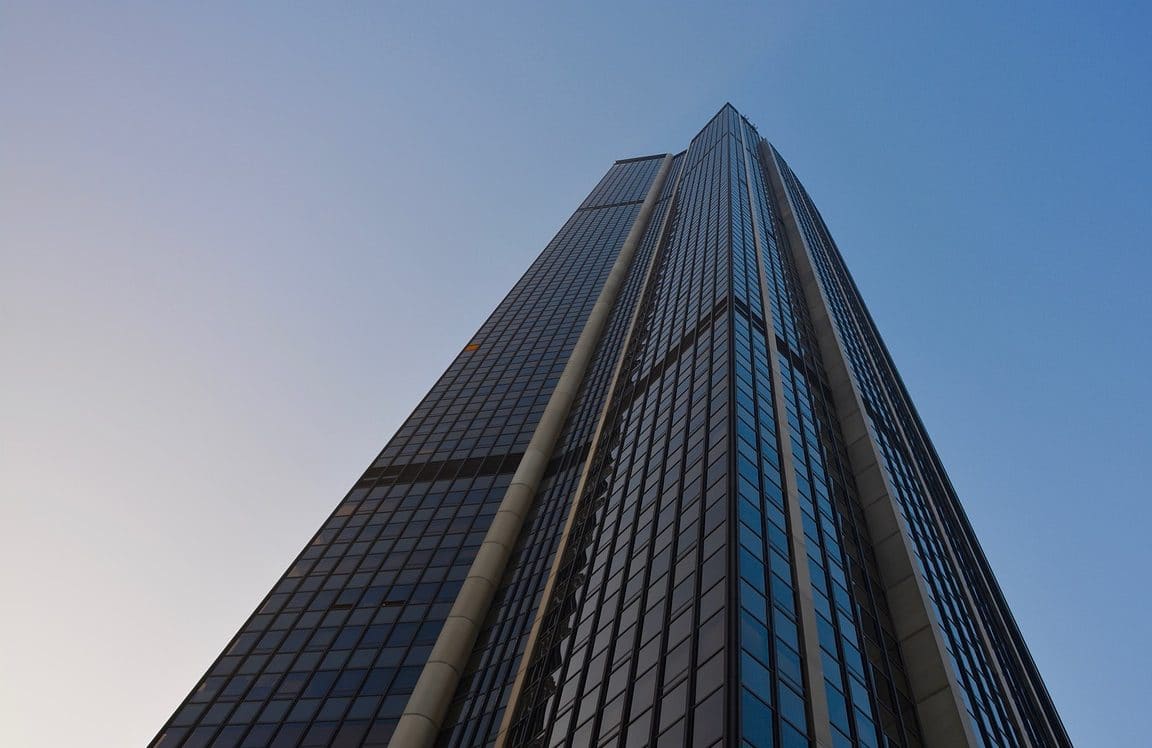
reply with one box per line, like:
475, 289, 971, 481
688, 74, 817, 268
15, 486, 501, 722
154, 105, 1069, 748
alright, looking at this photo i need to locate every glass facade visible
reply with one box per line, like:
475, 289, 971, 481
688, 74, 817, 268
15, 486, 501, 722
154, 106, 1068, 748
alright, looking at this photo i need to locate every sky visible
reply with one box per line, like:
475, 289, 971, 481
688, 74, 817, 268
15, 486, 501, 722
1, 1, 1149, 745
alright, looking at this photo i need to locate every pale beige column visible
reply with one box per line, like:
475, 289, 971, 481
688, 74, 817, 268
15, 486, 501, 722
389, 154, 675, 748
759, 141, 977, 747
492, 153, 686, 747
739, 135, 834, 748
866, 365, 1034, 747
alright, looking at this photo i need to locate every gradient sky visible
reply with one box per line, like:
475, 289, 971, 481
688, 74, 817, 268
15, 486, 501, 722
2, 2, 1149, 746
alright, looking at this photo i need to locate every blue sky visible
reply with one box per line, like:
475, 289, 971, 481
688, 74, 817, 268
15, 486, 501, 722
2, 2, 1149, 745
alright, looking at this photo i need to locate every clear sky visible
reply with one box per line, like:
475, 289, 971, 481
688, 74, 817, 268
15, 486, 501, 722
2, 2, 1149, 745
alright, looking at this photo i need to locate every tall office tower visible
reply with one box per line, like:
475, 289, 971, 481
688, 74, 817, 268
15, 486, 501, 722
153, 106, 1068, 748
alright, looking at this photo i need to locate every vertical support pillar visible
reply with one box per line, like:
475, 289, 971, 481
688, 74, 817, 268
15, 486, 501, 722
389, 155, 675, 748
739, 136, 834, 747
759, 141, 977, 747
493, 153, 686, 746
868, 366, 1034, 747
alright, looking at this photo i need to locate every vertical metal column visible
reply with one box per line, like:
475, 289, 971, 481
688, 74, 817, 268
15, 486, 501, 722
759, 141, 977, 747
390, 155, 675, 748
739, 132, 834, 747
493, 153, 686, 747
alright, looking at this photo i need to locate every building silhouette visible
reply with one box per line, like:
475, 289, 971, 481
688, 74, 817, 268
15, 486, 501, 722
153, 106, 1068, 748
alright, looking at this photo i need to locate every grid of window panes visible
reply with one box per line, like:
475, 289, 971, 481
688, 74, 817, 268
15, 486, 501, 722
779, 159, 1067, 747
437, 154, 682, 748
151, 164, 658, 748
739, 119, 925, 747
509, 108, 738, 747
772, 151, 1059, 747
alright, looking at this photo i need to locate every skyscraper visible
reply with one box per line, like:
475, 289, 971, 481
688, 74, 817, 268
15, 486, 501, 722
153, 106, 1068, 748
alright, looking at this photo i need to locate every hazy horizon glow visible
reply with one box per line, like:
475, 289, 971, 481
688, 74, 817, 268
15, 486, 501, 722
2, 2, 1150, 745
